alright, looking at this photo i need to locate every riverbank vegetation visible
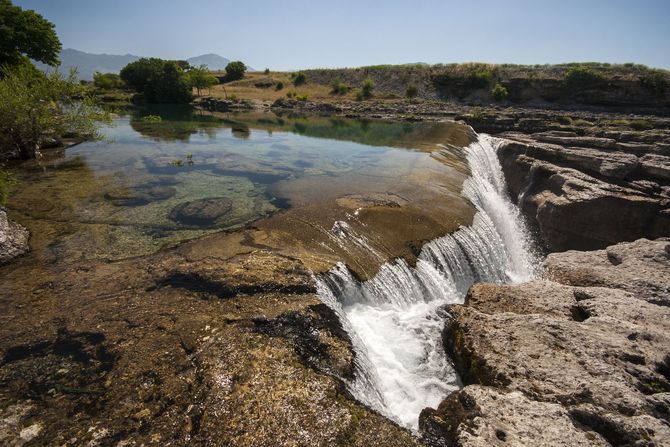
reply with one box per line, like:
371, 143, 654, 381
0, 0, 109, 163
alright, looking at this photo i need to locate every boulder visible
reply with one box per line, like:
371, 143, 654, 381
0, 207, 29, 264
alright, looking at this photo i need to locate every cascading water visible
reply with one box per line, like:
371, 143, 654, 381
315, 133, 539, 430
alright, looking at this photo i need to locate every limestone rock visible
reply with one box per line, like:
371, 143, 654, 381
428, 238, 670, 447
0, 207, 29, 264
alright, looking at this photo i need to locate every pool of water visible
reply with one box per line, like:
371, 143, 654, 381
6, 106, 474, 266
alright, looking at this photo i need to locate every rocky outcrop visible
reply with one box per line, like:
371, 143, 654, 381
496, 130, 670, 252
422, 238, 670, 447
0, 207, 28, 264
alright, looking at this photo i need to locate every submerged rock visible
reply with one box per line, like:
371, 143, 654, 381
104, 183, 177, 206
168, 197, 233, 226
0, 207, 29, 264
426, 238, 670, 447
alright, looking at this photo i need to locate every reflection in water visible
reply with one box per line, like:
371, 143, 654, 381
6, 107, 472, 265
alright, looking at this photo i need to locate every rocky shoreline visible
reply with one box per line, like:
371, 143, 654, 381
1, 98, 670, 445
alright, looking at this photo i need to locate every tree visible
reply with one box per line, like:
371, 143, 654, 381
0, 0, 61, 68
93, 72, 123, 90
187, 65, 218, 96
0, 64, 110, 159
224, 61, 246, 81
120, 58, 192, 103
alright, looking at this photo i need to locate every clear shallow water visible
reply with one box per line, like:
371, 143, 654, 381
316, 134, 539, 430
7, 107, 471, 263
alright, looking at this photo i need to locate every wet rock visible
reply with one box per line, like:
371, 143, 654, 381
430, 239, 670, 447
0, 207, 29, 264
168, 197, 233, 226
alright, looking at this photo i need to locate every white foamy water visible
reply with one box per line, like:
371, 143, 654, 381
315, 134, 538, 429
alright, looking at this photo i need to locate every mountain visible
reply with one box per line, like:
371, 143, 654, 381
35, 48, 141, 80
36, 49, 244, 80
186, 53, 231, 71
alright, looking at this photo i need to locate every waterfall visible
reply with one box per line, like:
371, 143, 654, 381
315, 134, 538, 430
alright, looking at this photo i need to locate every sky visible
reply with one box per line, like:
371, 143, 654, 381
15, 0, 670, 70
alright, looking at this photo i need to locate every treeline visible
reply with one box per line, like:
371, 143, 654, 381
93, 59, 247, 104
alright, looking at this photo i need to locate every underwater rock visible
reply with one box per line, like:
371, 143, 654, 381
168, 197, 233, 226
105, 184, 177, 206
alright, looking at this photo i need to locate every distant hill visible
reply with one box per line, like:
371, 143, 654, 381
36, 49, 247, 80
186, 53, 231, 70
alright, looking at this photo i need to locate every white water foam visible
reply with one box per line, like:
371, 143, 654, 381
315, 134, 538, 429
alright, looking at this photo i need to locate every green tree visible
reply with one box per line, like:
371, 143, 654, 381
93, 72, 123, 90
0, 0, 61, 68
224, 61, 246, 81
120, 58, 192, 103
0, 64, 110, 159
187, 65, 218, 96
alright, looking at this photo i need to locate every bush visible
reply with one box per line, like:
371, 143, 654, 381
0, 63, 110, 159
360, 78, 374, 99
405, 85, 418, 99
120, 58, 192, 103
141, 115, 162, 122
93, 72, 123, 90
465, 69, 493, 89
224, 61, 246, 81
491, 83, 508, 101
264, 68, 270, 74
640, 72, 669, 95
330, 79, 349, 95
286, 91, 296, 98
275, 81, 284, 90
564, 67, 607, 91
293, 72, 306, 86
296, 94, 308, 101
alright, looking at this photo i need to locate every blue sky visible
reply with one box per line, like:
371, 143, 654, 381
15, 0, 670, 70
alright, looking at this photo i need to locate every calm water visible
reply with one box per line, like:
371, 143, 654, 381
7, 106, 472, 263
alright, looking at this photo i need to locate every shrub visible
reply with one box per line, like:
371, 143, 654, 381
465, 69, 493, 89
360, 78, 374, 99
354, 89, 364, 101
330, 79, 350, 95
491, 83, 508, 101
405, 85, 418, 99
264, 68, 270, 74
293, 72, 306, 86
296, 94, 308, 101
286, 91, 296, 98
0, 64, 110, 159
224, 61, 246, 81
275, 81, 284, 90
93, 72, 123, 90
564, 67, 607, 91
141, 115, 162, 122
